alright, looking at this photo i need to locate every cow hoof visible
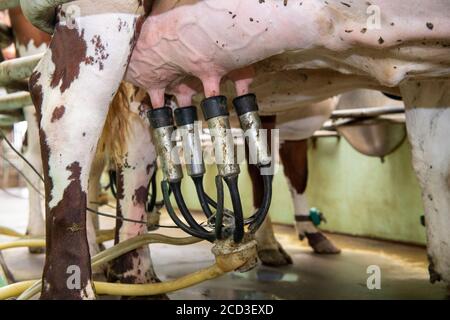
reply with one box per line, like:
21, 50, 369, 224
258, 242, 293, 267
28, 247, 45, 254
25, 231, 45, 254
304, 232, 341, 254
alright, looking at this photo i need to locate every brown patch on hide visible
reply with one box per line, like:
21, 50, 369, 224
84, 35, 110, 71
247, 116, 276, 208
50, 25, 88, 93
51, 106, 65, 123
133, 186, 148, 205
138, 94, 152, 118
8, 7, 51, 53
29, 72, 43, 113
29, 71, 53, 208
279, 139, 308, 194
113, 167, 125, 243
40, 162, 93, 299
108, 249, 140, 284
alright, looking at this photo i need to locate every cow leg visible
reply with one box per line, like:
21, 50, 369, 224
248, 116, 293, 266
107, 93, 165, 299
280, 140, 340, 254
402, 79, 450, 284
22, 106, 45, 253
30, 12, 138, 299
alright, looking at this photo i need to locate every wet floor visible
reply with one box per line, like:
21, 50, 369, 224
0, 189, 449, 299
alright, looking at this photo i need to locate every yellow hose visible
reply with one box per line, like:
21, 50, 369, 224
1, 263, 227, 299
94, 264, 224, 296
0, 230, 116, 252
0, 226, 25, 238
16, 234, 202, 300
95, 229, 115, 243
0, 239, 45, 251
1, 237, 256, 300
0, 280, 36, 300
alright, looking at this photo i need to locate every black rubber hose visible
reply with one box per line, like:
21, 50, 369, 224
170, 181, 212, 235
223, 175, 245, 243
109, 170, 117, 199
161, 181, 215, 242
192, 176, 214, 218
214, 176, 225, 240
146, 169, 158, 213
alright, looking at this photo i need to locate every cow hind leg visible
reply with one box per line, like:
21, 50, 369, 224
106, 89, 166, 299
402, 80, 450, 285
280, 140, 340, 254
249, 116, 293, 266
30, 11, 138, 299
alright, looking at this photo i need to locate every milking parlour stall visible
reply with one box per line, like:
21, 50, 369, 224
0, 0, 449, 312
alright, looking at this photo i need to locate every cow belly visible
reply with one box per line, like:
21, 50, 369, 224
127, 0, 450, 97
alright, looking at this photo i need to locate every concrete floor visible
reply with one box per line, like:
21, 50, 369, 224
0, 188, 449, 300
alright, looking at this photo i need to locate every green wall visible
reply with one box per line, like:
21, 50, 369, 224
286, 138, 426, 245
163, 137, 426, 245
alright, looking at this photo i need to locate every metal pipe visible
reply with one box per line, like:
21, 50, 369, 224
0, 53, 43, 87
330, 106, 404, 119
0, 114, 23, 126
19, 0, 73, 34
0, 0, 20, 10
312, 130, 340, 138
0, 92, 32, 112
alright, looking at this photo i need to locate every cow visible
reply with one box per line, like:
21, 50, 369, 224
23, 0, 450, 299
